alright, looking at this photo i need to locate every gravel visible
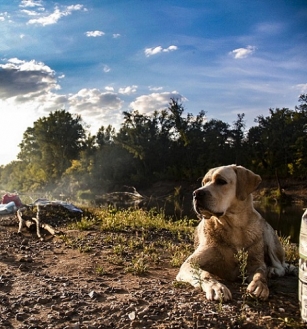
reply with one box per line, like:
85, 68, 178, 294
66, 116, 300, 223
0, 215, 304, 328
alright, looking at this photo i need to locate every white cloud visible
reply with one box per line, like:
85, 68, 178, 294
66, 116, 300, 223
68, 88, 123, 113
113, 33, 121, 38
0, 12, 10, 21
21, 9, 41, 16
67, 88, 124, 131
19, 0, 43, 8
67, 4, 84, 11
27, 4, 85, 26
144, 45, 178, 57
148, 86, 163, 91
103, 65, 110, 73
230, 45, 256, 59
85, 30, 105, 37
130, 91, 185, 114
118, 85, 138, 95
105, 86, 114, 92
294, 83, 307, 93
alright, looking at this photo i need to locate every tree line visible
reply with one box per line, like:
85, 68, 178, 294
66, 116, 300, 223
0, 95, 306, 196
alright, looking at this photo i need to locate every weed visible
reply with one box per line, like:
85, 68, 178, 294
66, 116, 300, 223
113, 244, 126, 256
95, 265, 106, 276
279, 235, 299, 264
190, 260, 204, 289
170, 248, 188, 267
216, 293, 224, 313
234, 248, 249, 285
172, 280, 190, 289
82, 206, 194, 236
78, 245, 92, 253
68, 216, 96, 231
59, 234, 73, 246
106, 254, 124, 266
125, 252, 148, 275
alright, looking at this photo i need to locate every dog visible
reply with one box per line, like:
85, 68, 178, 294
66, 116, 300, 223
176, 165, 286, 301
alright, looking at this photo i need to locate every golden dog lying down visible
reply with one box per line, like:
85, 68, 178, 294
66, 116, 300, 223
176, 165, 286, 301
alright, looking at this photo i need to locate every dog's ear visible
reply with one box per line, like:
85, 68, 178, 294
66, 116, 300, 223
234, 166, 262, 200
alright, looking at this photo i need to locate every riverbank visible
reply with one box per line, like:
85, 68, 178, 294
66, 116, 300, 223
138, 179, 307, 207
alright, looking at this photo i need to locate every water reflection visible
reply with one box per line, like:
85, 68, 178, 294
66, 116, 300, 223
255, 202, 304, 244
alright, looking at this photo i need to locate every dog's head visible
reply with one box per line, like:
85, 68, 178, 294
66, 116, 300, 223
193, 165, 261, 218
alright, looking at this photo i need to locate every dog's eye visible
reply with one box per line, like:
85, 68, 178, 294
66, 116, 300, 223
215, 178, 227, 185
202, 179, 209, 186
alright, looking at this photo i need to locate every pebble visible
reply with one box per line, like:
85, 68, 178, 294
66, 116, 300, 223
15, 312, 28, 321
128, 311, 136, 320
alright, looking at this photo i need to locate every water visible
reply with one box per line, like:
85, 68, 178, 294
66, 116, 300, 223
255, 202, 304, 244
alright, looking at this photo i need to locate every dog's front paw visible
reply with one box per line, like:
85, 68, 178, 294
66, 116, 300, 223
201, 280, 232, 301
246, 279, 269, 300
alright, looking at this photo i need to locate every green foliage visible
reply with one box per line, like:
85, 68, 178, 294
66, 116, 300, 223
17, 109, 86, 188
1, 95, 307, 194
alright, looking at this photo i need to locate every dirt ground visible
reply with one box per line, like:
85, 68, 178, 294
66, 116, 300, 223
0, 210, 304, 329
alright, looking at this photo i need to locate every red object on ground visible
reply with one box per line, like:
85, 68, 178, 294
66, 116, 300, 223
1, 193, 23, 207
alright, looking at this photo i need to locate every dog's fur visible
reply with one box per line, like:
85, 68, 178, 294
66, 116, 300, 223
176, 165, 286, 301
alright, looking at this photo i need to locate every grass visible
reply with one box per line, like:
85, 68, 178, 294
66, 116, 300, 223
60, 206, 196, 275
279, 235, 299, 264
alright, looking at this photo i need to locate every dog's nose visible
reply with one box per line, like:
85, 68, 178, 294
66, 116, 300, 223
193, 189, 206, 199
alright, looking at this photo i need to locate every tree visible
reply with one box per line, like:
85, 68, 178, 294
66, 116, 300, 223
230, 113, 246, 165
201, 119, 232, 168
292, 94, 307, 177
18, 110, 86, 184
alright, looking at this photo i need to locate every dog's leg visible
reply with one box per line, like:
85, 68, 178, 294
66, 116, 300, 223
17, 208, 25, 234
264, 223, 287, 277
246, 269, 269, 300
176, 253, 232, 301
32, 205, 43, 240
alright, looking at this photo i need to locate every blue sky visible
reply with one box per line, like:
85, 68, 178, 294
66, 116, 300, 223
0, 0, 306, 165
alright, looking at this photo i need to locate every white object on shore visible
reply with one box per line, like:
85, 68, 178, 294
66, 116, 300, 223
299, 208, 307, 322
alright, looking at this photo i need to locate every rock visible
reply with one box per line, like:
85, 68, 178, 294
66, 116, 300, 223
88, 290, 98, 299
128, 311, 136, 320
15, 312, 28, 321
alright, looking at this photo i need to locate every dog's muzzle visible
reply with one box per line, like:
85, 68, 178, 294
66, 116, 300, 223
193, 189, 222, 218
